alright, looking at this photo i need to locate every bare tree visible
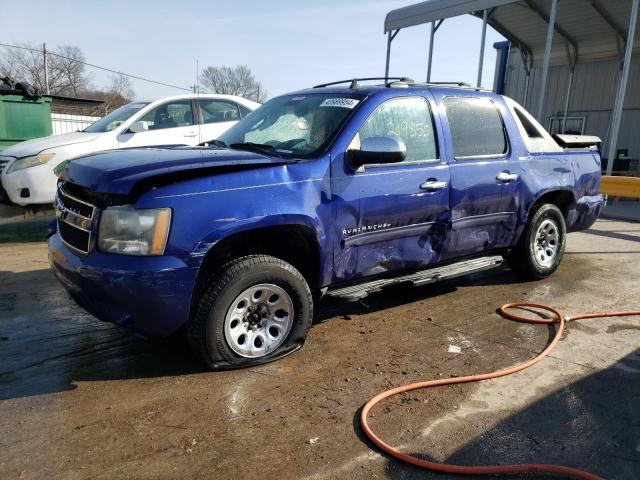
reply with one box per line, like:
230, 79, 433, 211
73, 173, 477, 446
0, 43, 91, 96
107, 74, 134, 103
200, 65, 266, 102
53, 45, 92, 96
83, 74, 135, 114
0, 44, 47, 92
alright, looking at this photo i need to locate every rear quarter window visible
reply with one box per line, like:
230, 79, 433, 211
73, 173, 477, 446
504, 97, 563, 153
444, 97, 507, 158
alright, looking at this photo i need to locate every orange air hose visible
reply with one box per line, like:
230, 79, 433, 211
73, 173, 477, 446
359, 302, 640, 480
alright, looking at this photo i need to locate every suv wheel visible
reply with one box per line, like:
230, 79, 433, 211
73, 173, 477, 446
508, 203, 566, 280
188, 255, 313, 370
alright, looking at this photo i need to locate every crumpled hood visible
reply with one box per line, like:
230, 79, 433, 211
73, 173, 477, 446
62, 146, 294, 195
2, 131, 102, 158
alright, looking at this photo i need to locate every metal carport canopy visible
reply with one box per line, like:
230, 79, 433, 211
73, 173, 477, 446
385, 0, 640, 66
383, 0, 640, 177
385, 0, 515, 32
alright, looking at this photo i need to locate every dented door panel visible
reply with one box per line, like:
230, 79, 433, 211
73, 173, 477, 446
332, 160, 450, 279
434, 92, 524, 258
329, 90, 451, 281
444, 159, 518, 257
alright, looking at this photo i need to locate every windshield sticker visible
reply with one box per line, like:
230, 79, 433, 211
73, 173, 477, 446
320, 98, 360, 109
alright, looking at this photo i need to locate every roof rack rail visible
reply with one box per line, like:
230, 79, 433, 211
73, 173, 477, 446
313, 77, 414, 89
387, 79, 489, 91
387, 80, 471, 87
312, 77, 489, 92
427, 81, 470, 86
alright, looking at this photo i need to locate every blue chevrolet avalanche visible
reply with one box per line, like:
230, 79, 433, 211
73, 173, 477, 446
49, 79, 603, 369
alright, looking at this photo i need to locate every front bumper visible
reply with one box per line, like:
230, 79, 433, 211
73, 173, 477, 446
567, 194, 604, 232
48, 232, 201, 337
1, 163, 59, 205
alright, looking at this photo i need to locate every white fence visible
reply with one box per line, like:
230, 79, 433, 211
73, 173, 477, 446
51, 113, 101, 135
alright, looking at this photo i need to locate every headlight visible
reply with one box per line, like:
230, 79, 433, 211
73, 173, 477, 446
98, 207, 172, 256
5, 153, 56, 174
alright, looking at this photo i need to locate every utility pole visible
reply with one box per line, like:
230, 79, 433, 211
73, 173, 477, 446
43, 43, 50, 95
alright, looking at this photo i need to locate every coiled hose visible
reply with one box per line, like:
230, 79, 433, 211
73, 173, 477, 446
360, 302, 640, 480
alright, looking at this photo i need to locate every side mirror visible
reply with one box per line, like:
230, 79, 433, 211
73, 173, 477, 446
129, 121, 148, 134
347, 136, 406, 168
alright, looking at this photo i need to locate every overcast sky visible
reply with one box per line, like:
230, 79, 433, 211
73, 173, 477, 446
0, 0, 505, 100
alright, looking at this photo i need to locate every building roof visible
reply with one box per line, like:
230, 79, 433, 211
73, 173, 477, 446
385, 0, 640, 65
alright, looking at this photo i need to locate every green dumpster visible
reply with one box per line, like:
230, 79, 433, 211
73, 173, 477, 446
0, 94, 52, 151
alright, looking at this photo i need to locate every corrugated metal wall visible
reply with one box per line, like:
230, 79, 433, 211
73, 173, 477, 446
503, 48, 640, 161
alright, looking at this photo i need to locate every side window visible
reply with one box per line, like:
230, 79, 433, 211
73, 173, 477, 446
238, 103, 253, 118
444, 97, 507, 158
505, 98, 563, 153
199, 99, 241, 124
353, 97, 437, 163
138, 100, 194, 130
514, 107, 543, 138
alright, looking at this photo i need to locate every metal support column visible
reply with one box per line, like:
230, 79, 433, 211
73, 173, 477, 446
427, 22, 435, 82
523, 71, 531, 109
536, 0, 558, 122
426, 20, 443, 82
562, 42, 577, 133
385, 31, 392, 80
561, 69, 574, 133
606, 0, 638, 176
477, 9, 489, 87
519, 50, 531, 109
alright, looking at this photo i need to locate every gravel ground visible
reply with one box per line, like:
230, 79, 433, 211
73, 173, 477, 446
0, 219, 638, 479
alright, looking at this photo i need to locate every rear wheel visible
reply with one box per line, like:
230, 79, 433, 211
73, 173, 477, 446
188, 255, 313, 370
508, 203, 566, 280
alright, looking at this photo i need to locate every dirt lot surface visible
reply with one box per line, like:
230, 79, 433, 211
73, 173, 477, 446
0, 219, 638, 479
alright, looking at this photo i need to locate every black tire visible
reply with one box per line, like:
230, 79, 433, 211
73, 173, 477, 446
0, 184, 9, 204
187, 255, 313, 370
508, 203, 566, 280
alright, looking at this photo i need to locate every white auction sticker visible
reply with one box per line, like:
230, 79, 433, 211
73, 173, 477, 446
320, 98, 360, 109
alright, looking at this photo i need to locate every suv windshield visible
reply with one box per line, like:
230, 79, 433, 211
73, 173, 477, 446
217, 93, 362, 158
83, 102, 149, 133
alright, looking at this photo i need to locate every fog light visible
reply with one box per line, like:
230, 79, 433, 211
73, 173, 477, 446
20, 188, 30, 198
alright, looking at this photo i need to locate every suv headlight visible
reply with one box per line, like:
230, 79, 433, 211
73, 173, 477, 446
98, 207, 172, 256
5, 153, 56, 174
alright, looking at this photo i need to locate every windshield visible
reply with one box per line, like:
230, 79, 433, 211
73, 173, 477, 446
217, 93, 362, 158
83, 102, 149, 133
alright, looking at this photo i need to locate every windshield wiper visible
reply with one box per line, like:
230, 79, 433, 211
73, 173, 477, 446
229, 142, 282, 157
199, 139, 228, 148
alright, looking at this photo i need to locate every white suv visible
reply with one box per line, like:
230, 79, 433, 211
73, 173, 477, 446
0, 94, 260, 205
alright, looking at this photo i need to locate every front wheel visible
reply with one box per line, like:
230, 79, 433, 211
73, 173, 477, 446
508, 203, 566, 280
188, 255, 313, 370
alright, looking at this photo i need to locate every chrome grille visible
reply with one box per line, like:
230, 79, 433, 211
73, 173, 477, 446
55, 184, 98, 254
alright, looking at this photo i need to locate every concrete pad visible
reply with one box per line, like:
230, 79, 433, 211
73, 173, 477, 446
0, 219, 638, 479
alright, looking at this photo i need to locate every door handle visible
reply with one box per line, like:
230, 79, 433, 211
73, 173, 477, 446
184, 132, 198, 137
496, 171, 518, 182
420, 179, 448, 191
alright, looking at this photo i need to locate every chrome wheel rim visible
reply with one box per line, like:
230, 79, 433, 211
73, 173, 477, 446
533, 219, 559, 268
224, 284, 294, 358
